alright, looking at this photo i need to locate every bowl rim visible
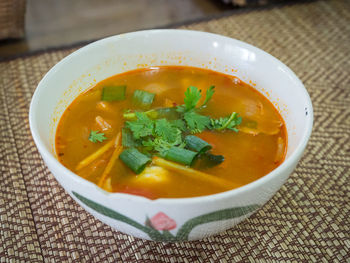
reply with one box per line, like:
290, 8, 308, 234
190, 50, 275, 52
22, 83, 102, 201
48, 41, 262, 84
29, 29, 313, 205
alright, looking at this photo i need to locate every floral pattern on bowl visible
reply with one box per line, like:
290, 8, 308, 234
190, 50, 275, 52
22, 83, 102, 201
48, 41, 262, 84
73, 191, 259, 241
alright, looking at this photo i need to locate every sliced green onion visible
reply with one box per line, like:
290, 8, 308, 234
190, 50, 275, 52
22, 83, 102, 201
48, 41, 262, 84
122, 128, 140, 147
185, 135, 212, 153
132, 90, 155, 108
119, 148, 151, 174
101, 85, 126, 101
164, 147, 198, 166
123, 107, 181, 121
123, 109, 158, 120
195, 153, 225, 169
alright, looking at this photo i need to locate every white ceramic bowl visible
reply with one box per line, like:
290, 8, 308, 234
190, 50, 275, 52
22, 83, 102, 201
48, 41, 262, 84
29, 29, 313, 241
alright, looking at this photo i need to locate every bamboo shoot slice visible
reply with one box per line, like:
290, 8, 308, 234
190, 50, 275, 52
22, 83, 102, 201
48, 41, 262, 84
96, 133, 122, 187
76, 133, 120, 171
152, 157, 238, 190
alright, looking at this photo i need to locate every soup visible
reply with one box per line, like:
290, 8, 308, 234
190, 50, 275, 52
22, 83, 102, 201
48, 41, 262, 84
56, 66, 287, 199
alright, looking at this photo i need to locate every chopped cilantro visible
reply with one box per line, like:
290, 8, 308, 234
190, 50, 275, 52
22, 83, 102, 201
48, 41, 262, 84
142, 139, 167, 155
142, 137, 184, 157
184, 86, 202, 111
184, 111, 211, 134
177, 86, 215, 113
88, 130, 107, 143
124, 112, 184, 157
210, 112, 242, 131
170, 119, 187, 131
126, 112, 154, 139
155, 119, 181, 143
114, 84, 243, 173
201, 85, 215, 108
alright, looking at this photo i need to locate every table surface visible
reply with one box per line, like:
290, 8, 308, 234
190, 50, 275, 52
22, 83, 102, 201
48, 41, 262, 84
0, 0, 349, 262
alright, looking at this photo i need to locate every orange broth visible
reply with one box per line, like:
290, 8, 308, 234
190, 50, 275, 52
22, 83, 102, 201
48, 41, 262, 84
56, 66, 287, 199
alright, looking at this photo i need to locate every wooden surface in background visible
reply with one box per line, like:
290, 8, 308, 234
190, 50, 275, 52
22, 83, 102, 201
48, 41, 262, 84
0, 0, 231, 58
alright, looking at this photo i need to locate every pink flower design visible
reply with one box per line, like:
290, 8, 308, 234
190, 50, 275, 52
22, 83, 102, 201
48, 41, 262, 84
150, 212, 177, 231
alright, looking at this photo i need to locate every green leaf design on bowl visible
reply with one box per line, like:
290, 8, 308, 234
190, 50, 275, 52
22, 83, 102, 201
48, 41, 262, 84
72, 192, 163, 240
73, 191, 259, 241
175, 204, 259, 240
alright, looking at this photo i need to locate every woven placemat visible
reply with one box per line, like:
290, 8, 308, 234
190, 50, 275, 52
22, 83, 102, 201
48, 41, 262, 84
1, 0, 349, 262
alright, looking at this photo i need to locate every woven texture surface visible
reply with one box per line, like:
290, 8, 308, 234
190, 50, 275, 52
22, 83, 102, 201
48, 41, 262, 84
1, 0, 350, 262
0, 0, 26, 40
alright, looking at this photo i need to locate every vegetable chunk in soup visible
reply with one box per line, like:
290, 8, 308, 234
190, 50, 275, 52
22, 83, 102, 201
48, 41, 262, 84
56, 66, 287, 199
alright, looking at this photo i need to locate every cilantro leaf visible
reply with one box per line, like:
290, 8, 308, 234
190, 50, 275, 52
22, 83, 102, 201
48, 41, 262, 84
170, 119, 187, 132
143, 138, 168, 156
142, 135, 184, 157
155, 119, 181, 143
201, 85, 215, 108
88, 130, 107, 143
184, 111, 210, 134
177, 86, 215, 113
126, 112, 154, 139
125, 113, 184, 156
210, 112, 242, 131
184, 86, 202, 111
